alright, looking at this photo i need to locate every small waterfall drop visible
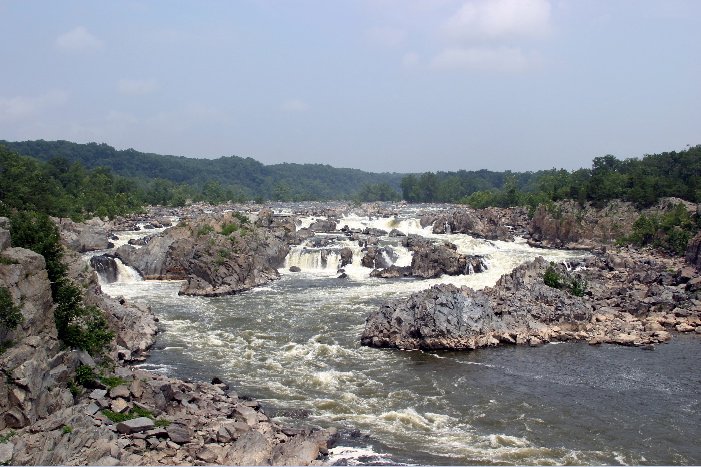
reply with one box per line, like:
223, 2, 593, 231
115, 259, 143, 283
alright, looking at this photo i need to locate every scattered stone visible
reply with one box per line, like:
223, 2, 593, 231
116, 417, 155, 434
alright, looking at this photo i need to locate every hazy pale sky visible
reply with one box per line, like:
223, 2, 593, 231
1, 0, 699, 173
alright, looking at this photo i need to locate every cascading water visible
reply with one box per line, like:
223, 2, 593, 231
96, 206, 701, 466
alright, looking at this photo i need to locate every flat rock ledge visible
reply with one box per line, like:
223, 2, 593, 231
362, 251, 701, 350
9, 368, 337, 466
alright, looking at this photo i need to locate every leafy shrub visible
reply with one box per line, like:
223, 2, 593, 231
54, 283, 114, 356
74, 365, 98, 387
0, 288, 23, 331
219, 222, 238, 236
542, 264, 588, 297
197, 224, 214, 236
543, 267, 564, 289
62, 426, 72, 434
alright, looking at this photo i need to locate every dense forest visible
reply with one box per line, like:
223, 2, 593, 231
0, 140, 405, 203
1, 140, 700, 222
400, 145, 701, 209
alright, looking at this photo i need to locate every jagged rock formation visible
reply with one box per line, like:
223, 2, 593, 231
115, 211, 290, 296
426, 207, 528, 241
362, 251, 700, 350
685, 231, 701, 271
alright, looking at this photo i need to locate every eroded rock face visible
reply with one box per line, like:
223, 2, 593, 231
362, 258, 589, 350
432, 208, 517, 241
685, 232, 701, 271
527, 198, 696, 250
115, 211, 291, 296
410, 243, 486, 279
362, 251, 701, 350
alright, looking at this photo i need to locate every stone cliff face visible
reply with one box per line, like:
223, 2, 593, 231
0, 218, 159, 437
527, 198, 697, 250
115, 211, 291, 296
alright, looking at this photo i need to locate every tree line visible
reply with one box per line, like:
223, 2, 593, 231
400, 145, 701, 209
0, 140, 404, 204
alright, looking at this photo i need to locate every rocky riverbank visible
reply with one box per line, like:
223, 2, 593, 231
0, 217, 336, 465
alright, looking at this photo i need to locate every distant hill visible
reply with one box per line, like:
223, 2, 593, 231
0, 139, 406, 200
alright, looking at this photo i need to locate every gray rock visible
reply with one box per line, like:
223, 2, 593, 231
166, 423, 191, 444
0, 442, 13, 464
116, 417, 154, 434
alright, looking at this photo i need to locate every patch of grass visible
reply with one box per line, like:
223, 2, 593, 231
62, 426, 72, 434
101, 406, 155, 424
100, 376, 127, 390
0, 431, 16, 443
154, 419, 172, 427
0, 256, 18, 265
101, 409, 132, 423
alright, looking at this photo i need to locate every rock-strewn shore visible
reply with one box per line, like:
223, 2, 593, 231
362, 249, 700, 350
10, 367, 336, 466
0, 217, 336, 465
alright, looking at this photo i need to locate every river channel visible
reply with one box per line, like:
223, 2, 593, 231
99, 205, 701, 465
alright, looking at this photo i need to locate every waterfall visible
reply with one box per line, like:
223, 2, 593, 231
115, 259, 143, 283
444, 222, 452, 234
285, 248, 343, 271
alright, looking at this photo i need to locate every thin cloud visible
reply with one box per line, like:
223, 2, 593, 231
0, 91, 68, 123
431, 46, 543, 73
117, 79, 159, 96
442, 0, 552, 44
280, 99, 310, 112
55, 26, 103, 53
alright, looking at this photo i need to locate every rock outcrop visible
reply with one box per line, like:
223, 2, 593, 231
362, 250, 700, 350
115, 211, 290, 296
527, 198, 697, 250
685, 231, 701, 271
428, 207, 528, 241
58, 218, 115, 252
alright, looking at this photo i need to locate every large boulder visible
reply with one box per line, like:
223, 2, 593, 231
58, 220, 114, 252
116, 211, 290, 296
431, 208, 515, 241
362, 257, 591, 350
410, 243, 486, 279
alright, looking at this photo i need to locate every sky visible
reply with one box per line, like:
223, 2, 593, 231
0, 0, 699, 174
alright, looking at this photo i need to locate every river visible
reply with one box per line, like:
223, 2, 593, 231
98, 205, 701, 465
